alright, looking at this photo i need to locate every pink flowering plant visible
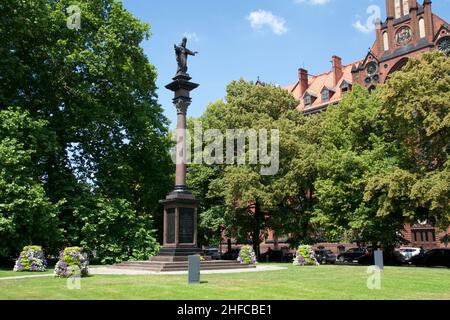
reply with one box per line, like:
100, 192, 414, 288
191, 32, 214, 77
237, 245, 257, 265
293, 245, 319, 266
13, 246, 48, 272
54, 247, 89, 278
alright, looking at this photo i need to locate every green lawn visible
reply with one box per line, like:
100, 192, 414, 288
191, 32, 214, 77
0, 268, 53, 278
0, 264, 449, 300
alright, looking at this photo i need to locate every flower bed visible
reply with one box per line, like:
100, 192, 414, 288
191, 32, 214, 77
54, 247, 89, 278
13, 246, 47, 272
293, 245, 319, 266
237, 245, 257, 265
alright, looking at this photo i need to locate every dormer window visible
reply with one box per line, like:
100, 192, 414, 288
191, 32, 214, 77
340, 80, 352, 93
304, 95, 312, 106
322, 90, 330, 102
320, 86, 335, 103
303, 92, 317, 107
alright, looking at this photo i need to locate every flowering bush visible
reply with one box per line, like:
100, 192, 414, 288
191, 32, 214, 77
237, 245, 257, 265
13, 246, 47, 272
54, 247, 89, 278
293, 245, 319, 266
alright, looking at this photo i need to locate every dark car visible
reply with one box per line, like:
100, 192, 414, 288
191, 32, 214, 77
410, 249, 450, 268
221, 248, 240, 261
260, 249, 294, 263
315, 249, 337, 264
260, 249, 282, 262
337, 247, 368, 263
204, 248, 221, 260
357, 250, 406, 266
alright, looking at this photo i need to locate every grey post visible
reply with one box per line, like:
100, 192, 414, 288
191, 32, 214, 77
188, 255, 201, 284
374, 250, 384, 270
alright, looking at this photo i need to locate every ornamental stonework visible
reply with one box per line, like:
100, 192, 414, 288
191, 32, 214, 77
395, 27, 412, 46
174, 99, 191, 115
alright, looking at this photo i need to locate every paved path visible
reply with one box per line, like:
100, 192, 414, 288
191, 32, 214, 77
0, 265, 287, 280
0, 274, 54, 281
90, 265, 287, 276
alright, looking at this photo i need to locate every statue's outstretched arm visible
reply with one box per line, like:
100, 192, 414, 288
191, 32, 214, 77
186, 49, 198, 56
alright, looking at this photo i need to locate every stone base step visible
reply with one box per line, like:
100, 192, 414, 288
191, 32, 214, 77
114, 260, 256, 273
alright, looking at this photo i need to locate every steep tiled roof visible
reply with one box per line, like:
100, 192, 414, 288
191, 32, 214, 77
285, 60, 362, 113
433, 14, 449, 33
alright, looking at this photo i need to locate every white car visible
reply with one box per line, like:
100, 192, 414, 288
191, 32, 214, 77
398, 247, 421, 261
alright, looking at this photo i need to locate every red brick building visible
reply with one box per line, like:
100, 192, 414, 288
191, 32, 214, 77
285, 0, 450, 252
220, 1, 449, 255
222, 0, 450, 253
287, 0, 449, 115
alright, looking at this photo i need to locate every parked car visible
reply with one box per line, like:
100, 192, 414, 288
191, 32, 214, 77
260, 249, 293, 263
410, 249, 450, 268
315, 249, 337, 264
221, 248, 240, 261
357, 250, 406, 266
260, 249, 282, 262
204, 248, 221, 260
337, 247, 368, 263
398, 247, 421, 262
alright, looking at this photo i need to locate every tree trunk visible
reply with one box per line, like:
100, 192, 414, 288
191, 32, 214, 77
252, 201, 262, 259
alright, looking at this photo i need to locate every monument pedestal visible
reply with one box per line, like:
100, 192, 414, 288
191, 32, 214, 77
115, 188, 255, 272
152, 188, 202, 262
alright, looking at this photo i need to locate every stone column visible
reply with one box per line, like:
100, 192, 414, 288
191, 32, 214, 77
174, 98, 190, 190
153, 73, 201, 262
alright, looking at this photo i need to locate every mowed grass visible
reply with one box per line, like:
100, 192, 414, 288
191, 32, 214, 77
0, 264, 449, 300
0, 268, 53, 278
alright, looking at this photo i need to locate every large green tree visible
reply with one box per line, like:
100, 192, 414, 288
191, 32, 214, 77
313, 85, 402, 249
0, 0, 172, 261
314, 52, 449, 249
188, 80, 321, 256
0, 108, 61, 257
370, 52, 450, 230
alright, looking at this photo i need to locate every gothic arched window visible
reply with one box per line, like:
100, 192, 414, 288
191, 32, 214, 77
383, 32, 389, 51
403, 0, 409, 16
419, 18, 426, 38
395, 0, 402, 19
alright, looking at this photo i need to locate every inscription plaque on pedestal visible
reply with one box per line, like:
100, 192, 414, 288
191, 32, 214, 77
179, 208, 194, 244
166, 208, 175, 244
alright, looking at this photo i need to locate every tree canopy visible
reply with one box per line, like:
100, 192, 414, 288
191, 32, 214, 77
189, 52, 449, 252
188, 80, 324, 255
0, 0, 172, 262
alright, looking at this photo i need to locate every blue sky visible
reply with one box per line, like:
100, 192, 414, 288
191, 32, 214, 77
121, 0, 450, 128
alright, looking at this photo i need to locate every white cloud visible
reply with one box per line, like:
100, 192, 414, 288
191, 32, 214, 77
352, 21, 373, 33
352, 5, 381, 34
294, 0, 331, 5
247, 10, 288, 35
183, 32, 199, 42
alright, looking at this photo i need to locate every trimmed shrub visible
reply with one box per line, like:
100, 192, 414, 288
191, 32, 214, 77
13, 246, 47, 272
54, 247, 89, 278
293, 245, 319, 266
237, 245, 257, 265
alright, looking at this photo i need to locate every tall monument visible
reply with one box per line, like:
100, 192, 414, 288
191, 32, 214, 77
155, 37, 201, 261
115, 39, 255, 271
